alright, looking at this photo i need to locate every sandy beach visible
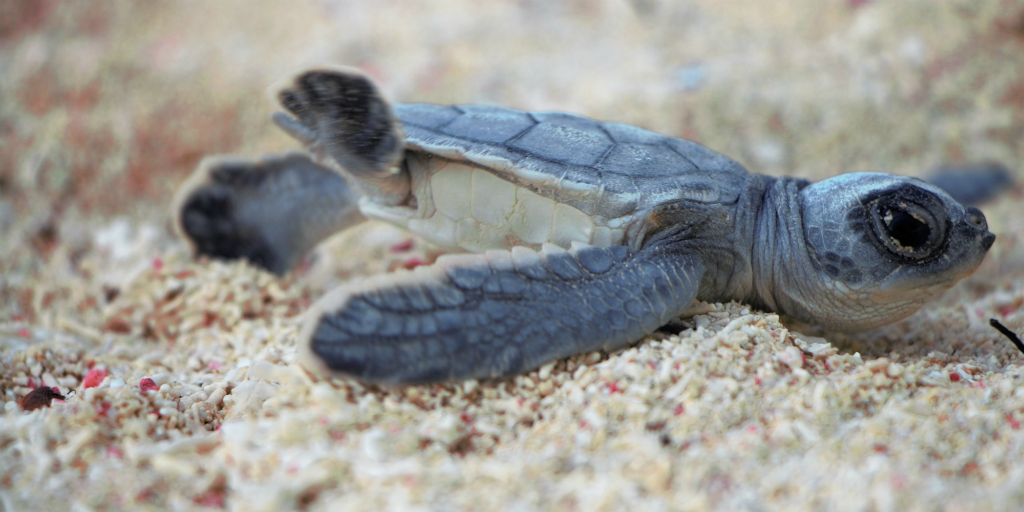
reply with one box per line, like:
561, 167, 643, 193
2, 1, 1024, 510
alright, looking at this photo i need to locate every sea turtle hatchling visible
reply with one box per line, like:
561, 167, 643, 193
173, 67, 997, 385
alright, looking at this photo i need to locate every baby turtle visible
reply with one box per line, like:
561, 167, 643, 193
174, 67, 996, 384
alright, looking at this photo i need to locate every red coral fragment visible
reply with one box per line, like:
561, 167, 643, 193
448, 433, 476, 457
1007, 414, 1021, 430
101, 317, 132, 334
949, 372, 961, 383
82, 368, 108, 389
139, 378, 158, 393
389, 239, 415, 253
400, 257, 428, 270
890, 474, 907, 490
202, 310, 219, 328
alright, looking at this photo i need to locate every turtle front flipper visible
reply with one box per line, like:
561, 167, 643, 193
269, 67, 409, 205
299, 243, 705, 384
173, 152, 365, 275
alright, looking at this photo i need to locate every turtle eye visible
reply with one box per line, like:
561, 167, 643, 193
883, 206, 930, 249
868, 188, 947, 261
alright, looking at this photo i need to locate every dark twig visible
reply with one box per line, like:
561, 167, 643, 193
990, 318, 1024, 355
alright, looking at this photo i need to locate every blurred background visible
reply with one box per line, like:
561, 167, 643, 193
1, 0, 1022, 310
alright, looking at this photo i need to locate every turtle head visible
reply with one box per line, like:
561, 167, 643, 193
770, 172, 994, 331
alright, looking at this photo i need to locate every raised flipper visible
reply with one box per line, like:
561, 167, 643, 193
298, 242, 705, 384
926, 162, 1015, 206
173, 152, 365, 275
269, 67, 410, 205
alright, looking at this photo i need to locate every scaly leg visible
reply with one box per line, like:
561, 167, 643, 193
173, 152, 365, 275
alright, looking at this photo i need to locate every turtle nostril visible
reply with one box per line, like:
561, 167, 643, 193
965, 207, 987, 230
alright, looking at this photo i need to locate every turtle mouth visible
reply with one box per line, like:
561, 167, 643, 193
982, 232, 996, 250
876, 268, 961, 299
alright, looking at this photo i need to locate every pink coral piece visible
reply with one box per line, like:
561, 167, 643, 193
82, 368, 108, 389
139, 378, 158, 392
389, 239, 415, 253
401, 257, 428, 270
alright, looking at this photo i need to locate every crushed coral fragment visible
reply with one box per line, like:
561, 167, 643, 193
82, 368, 108, 388
389, 239, 415, 252
400, 257, 428, 269
138, 378, 159, 393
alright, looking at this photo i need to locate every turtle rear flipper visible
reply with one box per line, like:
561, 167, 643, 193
174, 152, 365, 275
270, 67, 409, 205
299, 243, 704, 384
926, 162, 1014, 206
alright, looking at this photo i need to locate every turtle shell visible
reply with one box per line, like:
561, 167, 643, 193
395, 104, 749, 220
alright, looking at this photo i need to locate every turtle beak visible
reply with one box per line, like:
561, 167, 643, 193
983, 232, 996, 251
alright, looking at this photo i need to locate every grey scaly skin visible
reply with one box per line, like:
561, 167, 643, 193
173, 152, 364, 274
176, 67, 996, 385
301, 245, 705, 383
